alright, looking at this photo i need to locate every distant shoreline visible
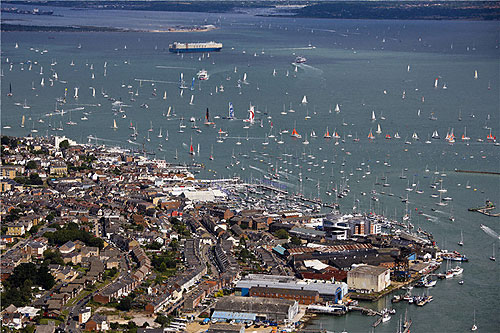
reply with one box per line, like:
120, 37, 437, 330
2, 0, 500, 21
1, 23, 218, 33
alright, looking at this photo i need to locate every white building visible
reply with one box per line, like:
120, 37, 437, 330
347, 265, 391, 293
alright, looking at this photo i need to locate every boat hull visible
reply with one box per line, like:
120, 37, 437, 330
169, 47, 222, 53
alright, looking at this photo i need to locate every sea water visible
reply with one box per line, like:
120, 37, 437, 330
1, 6, 499, 332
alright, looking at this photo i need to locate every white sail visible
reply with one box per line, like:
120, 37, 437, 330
335, 104, 340, 112
112, 119, 117, 130
434, 77, 438, 88
371, 111, 376, 121
474, 70, 478, 79
74, 87, 79, 99
163, 91, 167, 100
189, 95, 194, 105
301, 95, 308, 104
376, 124, 382, 134
40, 78, 44, 87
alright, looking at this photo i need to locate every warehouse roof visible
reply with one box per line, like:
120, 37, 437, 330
211, 311, 256, 321
348, 264, 389, 276
214, 296, 295, 315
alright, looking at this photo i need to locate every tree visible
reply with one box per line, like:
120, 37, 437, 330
154, 314, 169, 327
117, 297, 132, 311
37, 265, 55, 290
290, 236, 302, 245
275, 229, 290, 240
43, 249, 65, 266
28, 173, 43, 185
59, 140, 70, 149
26, 160, 37, 169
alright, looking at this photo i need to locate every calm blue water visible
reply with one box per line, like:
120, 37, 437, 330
1, 6, 499, 332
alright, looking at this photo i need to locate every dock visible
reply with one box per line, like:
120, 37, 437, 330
348, 306, 381, 316
372, 316, 383, 327
455, 169, 500, 176
468, 200, 500, 217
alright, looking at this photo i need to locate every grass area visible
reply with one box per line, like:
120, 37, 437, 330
40, 318, 62, 326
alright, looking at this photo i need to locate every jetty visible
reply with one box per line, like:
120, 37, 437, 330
468, 200, 500, 217
455, 169, 500, 176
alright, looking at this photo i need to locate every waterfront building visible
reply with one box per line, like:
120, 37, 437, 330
212, 296, 299, 323
236, 274, 348, 303
347, 264, 391, 293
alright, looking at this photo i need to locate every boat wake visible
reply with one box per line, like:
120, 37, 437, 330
480, 224, 500, 240
272, 46, 317, 51
155, 66, 196, 70
420, 213, 439, 222
295, 63, 323, 75
248, 165, 265, 173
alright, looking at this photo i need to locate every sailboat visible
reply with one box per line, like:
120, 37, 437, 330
371, 110, 376, 121
335, 103, 340, 113
458, 231, 464, 246
228, 102, 235, 119
189, 137, 195, 155
434, 77, 439, 88
368, 129, 375, 140
179, 73, 187, 89
474, 70, 478, 80
22, 99, 30, 109
412, 131, 419, 140
432, 130, 440, 139
462, 127, 470, 141
189, 95, 194, 105
20, 115, 25, 128
112, 119, 118, 130
471, 309, 477, 331
157, 128, 162, 138
204, 108, 214, 125
209, 145, 214, 160
490, 243, 496, 261
376, 124, 382, 134
7, 83, 13, 97
291, 122, 302, 139
394, 132, 401, 139
486, 129, 496, 142
74, 87, 79, 99
301, 95, 308, 104
303, 134, 309, 145
243, 105, 255, 124
324, 127, 331, 139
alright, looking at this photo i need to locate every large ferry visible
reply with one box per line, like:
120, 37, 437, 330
169, 41, 222, 53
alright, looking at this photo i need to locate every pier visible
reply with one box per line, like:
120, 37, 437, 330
468, 200, 500, 217
455, 169, 500, 176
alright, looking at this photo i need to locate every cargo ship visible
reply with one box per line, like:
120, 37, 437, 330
169, 41, 222, 53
